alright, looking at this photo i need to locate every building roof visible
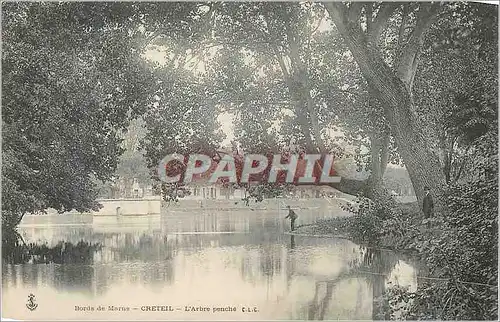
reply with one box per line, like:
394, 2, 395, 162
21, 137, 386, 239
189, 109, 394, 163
186, 150, 338, 187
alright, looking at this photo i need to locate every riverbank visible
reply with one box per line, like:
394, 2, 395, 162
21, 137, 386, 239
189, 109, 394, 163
165, 195, 358, 210
283, 230, 351, 240
288, 202, 424, 255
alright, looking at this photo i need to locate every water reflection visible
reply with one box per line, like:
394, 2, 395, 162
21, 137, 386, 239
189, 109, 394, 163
3, 211, 417, 320
290, 235, 296, 249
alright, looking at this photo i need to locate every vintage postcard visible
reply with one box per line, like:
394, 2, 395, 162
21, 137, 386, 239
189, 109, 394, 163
1, 1, 498, 321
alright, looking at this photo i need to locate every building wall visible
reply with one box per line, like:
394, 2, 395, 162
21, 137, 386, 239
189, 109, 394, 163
184, 185, 246, 200
92, 197, 162, 216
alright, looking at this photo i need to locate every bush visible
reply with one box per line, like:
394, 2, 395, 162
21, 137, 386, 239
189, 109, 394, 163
380, 133, 498, 320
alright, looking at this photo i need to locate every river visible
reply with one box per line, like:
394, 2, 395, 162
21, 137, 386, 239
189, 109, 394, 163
2, 209, 418, 320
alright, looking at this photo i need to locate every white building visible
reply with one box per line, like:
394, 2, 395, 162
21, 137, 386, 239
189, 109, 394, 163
183, 183, 247, 200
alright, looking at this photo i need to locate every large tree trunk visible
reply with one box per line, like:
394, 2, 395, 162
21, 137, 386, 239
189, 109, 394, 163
329, 177, 367, 196
274, 11, 397, 199
370, 134, 383, 182
324, 3, 446, 206
363, 133, 394, 205
380, 132, 390, 177
295, 107, 318, 153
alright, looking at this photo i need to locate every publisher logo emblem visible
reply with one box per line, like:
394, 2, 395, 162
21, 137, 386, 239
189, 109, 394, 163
26, 293, 38, 311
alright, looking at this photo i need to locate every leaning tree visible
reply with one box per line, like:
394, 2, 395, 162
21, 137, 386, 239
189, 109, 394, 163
322, 2, 449, 204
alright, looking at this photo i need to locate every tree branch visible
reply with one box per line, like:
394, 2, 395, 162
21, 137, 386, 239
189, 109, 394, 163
365, 3, 373, 34
274, 49, 292, 85
324, 2, 409, 114
141, 31, 163, 52
370, 133, 382, 180
284, 19, 328, 154
272, 43, 317, 153
311, 10, 326, 36
397, 4, 409, 47
380, 131, 390, 176
15, 212, 26, 227
166, 47, 183, 70
348, 2, 364, 22
396, 3, 441, 89
454, 144, 473, 182
368, 3, 399, 43
324, 1, 447, 202
323, 2, 348, 26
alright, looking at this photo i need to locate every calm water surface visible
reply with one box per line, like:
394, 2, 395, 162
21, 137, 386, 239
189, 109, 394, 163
2, 210, 417, 320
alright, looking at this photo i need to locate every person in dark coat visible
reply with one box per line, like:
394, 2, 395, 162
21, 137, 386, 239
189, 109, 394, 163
285, 205, 298, 231
422, 186, 434, 219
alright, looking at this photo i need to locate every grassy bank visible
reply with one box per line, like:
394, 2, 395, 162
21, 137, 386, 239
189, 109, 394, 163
294, 201, 424, 253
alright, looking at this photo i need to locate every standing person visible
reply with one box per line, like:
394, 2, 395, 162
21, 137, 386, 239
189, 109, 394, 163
422, 186, 434, 222
285, 205, 298, 231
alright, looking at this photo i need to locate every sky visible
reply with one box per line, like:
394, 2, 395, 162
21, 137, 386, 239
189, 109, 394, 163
217, 112, 235, 146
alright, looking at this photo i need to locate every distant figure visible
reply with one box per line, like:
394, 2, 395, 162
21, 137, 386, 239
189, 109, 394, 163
132, 178, 141, 198
285, 205, 298, 231
422, 186, 434, 219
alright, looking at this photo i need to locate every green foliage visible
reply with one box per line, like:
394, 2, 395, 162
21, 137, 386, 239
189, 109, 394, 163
378, 205, 422, 250
160, 182, 192, 205
116, 118, 150, 185
348, 211, 383, 245
337, 195, 395, 245
243, 183, 292, 204
415, 2, 497, 184
139, 64, 225, 202
379, 284, 418, 320
378, 132, 498, 320
383, 278, 497, 320
2, 2, 157, 232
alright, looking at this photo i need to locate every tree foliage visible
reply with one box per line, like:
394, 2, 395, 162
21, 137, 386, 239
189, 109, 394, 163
2, 3, 155, 224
